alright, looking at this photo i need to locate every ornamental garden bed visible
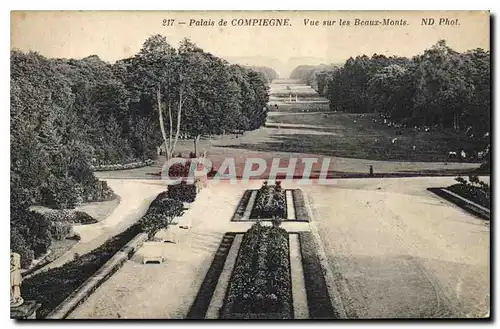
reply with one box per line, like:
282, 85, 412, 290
428, 187, 490, 220
190, 228, 336, 319
230, 183, 310, 222
250, 181, 287, 219
219, 223, 293, 319
91, 159, 155, 172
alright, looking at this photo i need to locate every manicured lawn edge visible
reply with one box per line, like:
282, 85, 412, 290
230, 191, 252, 221
186, 233, 236, 319
427, 188, 490, 220
292, 189, 310, 222
298, 232, 337, 319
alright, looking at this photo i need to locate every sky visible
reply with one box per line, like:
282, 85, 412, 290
11, 11, 490, 77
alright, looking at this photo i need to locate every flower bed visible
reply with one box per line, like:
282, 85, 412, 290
250, 181, 286, 219
220, 223, 292, 319
447, 184, 490, 209
91, 159, 154, 172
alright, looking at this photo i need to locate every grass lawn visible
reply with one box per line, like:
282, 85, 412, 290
258, 112, 487, 162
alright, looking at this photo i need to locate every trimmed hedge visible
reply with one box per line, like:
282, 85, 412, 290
250, 181, 286, 219
21, 190, 183, 318
91, 159, 155, 172
139, 192, 184, 239
167, 181, 197, 203
221, 223, 292, 319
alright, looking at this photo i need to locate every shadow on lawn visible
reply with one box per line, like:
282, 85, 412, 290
218, 132, 482, 163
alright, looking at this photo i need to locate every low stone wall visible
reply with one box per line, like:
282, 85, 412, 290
45, 232, 149, 319
91, 159, 155, 172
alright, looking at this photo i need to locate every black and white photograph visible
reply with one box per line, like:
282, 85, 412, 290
9, 10, 491, 320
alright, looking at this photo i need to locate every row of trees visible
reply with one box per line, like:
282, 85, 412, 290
11, 35, 272, 264
291, 41, 490, 136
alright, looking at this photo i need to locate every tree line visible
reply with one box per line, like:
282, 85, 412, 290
11, 35, 273, 263
290, 40, 490, 137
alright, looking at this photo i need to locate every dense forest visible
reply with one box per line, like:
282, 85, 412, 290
290, 41, 490, 138
11, 35, 272, 267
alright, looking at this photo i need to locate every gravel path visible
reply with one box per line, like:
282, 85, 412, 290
303, 177, 490, 318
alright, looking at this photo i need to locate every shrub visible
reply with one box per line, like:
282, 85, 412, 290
11, 228, 35, 269
140, 194, 184, 239
167, 181, 197, 203
11, 209, 52, 259
50, 221, 73, 241
44, 210, 97, 225
67, 233, 81, 241
72, 211, 97, 224
42, 175, 81, 209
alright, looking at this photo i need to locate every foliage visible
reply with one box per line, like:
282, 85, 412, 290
21, 222, 143, 318
450, 175, 490, 208
251, 181, 286, 219
11, 209, 52, 260
49, 221, 73, 241
167, 181, 197, 203
139, 192, 184, 239
11, 36, 271, 263
222, 223, 291, 318
291, 41, 490, 160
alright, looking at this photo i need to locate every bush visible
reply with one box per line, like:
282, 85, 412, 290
167, 181, 197, 203
11, 209, 52, 259
221, 223, 292, 318
140, 193, 184, 239
11, 228, 35, 269
44, 209, 97, 225
50, 221, 73, 241
72, 211, 97, 224
42, 175, 81, 209
67, 233, 81, 241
